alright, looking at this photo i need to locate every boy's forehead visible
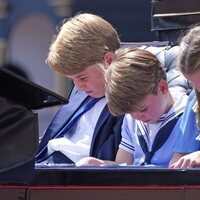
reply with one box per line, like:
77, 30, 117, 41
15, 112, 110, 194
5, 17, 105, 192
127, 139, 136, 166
66, 64, 99, 79
135, 94, 154, 109
67, 71, 86, 79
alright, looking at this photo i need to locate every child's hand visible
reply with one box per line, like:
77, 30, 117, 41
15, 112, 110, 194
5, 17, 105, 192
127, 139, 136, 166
76, 157, 105, 166
170, 151, 200, 168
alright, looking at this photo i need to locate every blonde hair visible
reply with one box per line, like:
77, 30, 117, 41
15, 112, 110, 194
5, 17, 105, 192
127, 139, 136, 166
105, 47, 166, 116
46, 13, 120, 75
177, 25, 200, 127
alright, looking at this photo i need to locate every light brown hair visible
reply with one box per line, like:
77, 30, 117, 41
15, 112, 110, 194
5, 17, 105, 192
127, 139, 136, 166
177, 25, 200, 126
105, 47, 166, 116
46, 13, 120, 75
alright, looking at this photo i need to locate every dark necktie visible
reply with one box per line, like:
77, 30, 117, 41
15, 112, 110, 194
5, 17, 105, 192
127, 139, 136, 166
36, 97, 103, 162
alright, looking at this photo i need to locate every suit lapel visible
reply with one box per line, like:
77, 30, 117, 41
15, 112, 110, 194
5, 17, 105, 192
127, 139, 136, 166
90, 105, 110, 151
40, 90, 88, 149
52, 90, 88, 137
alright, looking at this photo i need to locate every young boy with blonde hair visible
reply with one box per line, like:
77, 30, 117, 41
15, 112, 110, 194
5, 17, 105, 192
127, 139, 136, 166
36, 13, 124, 164
47, 13, 120, 76
76, 47, 188, 167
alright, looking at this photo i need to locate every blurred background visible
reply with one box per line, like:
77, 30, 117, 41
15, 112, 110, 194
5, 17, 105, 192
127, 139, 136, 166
0, 0, 157, 135
0, 0, 164, 135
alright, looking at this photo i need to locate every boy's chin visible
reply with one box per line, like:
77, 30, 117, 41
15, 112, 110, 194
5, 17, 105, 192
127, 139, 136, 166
143, 119, 158, 124
88, 93, 104, 98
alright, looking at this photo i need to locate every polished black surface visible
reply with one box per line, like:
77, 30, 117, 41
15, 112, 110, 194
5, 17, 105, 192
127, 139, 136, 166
34, 165, 200, 186
0, 67, 68, 109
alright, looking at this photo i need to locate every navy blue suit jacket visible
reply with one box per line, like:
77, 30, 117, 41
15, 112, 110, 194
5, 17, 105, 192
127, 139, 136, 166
36, 88, 124, 163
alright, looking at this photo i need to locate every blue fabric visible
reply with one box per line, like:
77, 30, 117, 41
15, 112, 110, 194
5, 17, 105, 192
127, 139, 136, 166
173, 91, 200, 153
37, 90, 88, 160
55, 97, 102, 139
52, 151, 74, 163
36, 97, 101, 162
138, 113, 182, 164
36, 89, 124, 163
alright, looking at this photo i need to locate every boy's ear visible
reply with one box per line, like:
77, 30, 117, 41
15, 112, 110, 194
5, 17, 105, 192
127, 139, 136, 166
103, 52, 114, 68
159, 79, 169, 94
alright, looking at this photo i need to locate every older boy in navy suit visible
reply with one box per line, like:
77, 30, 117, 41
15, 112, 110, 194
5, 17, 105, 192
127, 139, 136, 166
36, 13, 124, 164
